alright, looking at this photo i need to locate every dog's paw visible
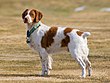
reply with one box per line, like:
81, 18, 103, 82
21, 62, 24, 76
80, 75, 86, 78
41, 70, 50, 76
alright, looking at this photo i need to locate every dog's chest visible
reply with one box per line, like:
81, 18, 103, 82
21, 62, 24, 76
27, 39, 38, 51
27, 32, 42, 51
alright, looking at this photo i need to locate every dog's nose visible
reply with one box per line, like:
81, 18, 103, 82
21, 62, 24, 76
24, 18, 28, 21
24, 18, 28, 23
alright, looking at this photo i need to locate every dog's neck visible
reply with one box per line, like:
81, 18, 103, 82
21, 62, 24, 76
26, 22, 41, 31
26, 23, 35, 30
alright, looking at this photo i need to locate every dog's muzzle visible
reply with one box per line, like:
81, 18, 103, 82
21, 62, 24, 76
24, 18, 28, 23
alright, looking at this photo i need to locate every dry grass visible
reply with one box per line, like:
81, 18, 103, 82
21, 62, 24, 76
0, 0, 110, 83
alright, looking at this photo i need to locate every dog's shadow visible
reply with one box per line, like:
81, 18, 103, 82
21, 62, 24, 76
0, 74, 60, 78
0, 74, 78, 80
0, 74, 43, 77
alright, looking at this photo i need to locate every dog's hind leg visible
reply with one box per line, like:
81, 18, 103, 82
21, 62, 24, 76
68, 45, 86, 78
85, 57, 92, 76
75, 56, 86, 78
69, 53, 86, 78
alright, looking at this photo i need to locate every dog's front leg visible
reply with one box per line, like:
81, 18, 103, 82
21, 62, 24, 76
48, 55, 53, 70
41, 59, 49, 76
39, 50, 50, 76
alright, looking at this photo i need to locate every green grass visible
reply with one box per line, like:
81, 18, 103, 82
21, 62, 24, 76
0, 0, 110, 83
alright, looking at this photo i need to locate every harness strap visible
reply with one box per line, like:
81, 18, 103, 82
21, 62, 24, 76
26, 22, 41, 43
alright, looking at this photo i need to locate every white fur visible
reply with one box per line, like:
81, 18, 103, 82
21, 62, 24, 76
24, 10, 33, 23
24, 12, 92, 78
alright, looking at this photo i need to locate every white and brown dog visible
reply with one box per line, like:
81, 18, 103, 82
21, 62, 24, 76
22, 9, 92, 78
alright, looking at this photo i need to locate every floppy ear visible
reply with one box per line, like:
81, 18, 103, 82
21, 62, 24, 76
34, 10, 43, 22
22, 9, 29, 19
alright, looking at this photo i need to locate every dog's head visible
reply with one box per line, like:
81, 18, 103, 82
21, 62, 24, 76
22, 9, 43, 23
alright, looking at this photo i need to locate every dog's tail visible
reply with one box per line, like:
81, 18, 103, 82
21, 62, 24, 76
82, 32, 91, 38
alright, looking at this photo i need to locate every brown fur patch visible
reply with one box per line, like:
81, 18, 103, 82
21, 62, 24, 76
29, 10, 36, 22
41, 27, 58, 49
61, 28, 73, 47
22, 9, 29, 19
76, 31, 83, 36
29, 9, 43, 23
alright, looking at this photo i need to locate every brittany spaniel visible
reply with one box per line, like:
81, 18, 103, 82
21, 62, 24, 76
22, 9, 92, 78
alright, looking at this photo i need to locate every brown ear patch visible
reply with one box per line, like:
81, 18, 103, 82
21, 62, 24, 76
22, 9, 29, 19
38, 11, 43, 21
76, 31, 83, 36
41, 27, 58, 49
29, 9, 36, 23
61, 27, 74, 47
32, 9, 43, 23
